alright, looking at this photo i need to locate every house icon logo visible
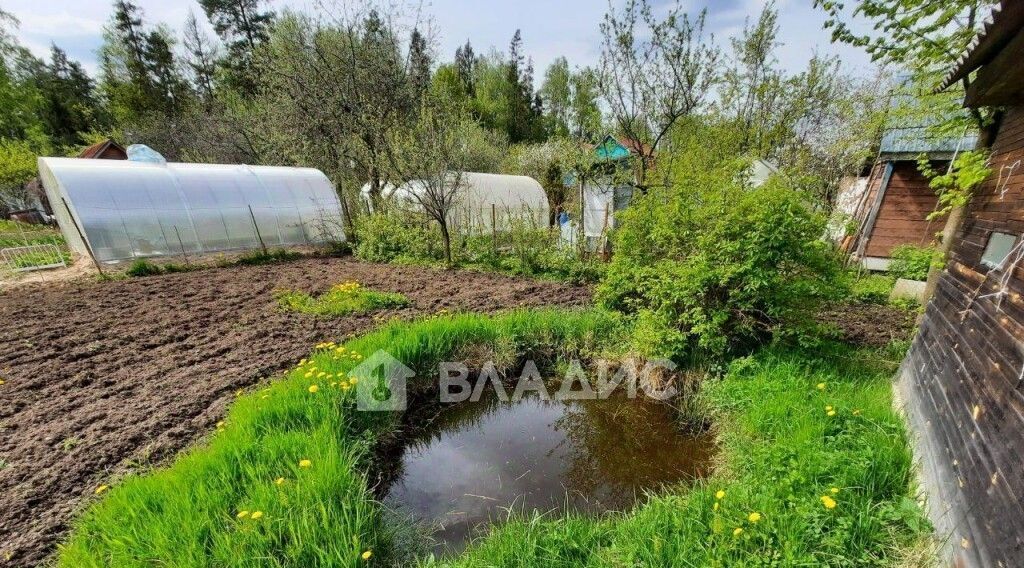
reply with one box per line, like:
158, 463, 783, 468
352, 350, 414, 411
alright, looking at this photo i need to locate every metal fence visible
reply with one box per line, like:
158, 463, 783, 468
1, 243, 67, 273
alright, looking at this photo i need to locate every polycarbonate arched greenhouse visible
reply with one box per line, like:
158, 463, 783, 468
38, 158, 346, 263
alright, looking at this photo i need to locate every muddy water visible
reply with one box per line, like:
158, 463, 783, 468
384, 393, 714, 554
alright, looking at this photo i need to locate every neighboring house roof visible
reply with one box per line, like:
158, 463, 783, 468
587, 135, 653, 161
878, 126, 977, 159
78, 138, 128, 160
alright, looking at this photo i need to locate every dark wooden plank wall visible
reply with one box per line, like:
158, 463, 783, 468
864, 160, 945, 257
899, 106, 1024, 567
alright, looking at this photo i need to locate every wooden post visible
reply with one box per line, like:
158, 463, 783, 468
491, 203, 497, 252
248, 204, 268, 256
174, 226, 190, 266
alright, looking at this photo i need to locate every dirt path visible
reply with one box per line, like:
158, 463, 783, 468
0, 257, 590, 566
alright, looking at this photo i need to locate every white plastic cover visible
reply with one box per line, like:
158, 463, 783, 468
360, 172, 549, 231
38, 157, 346, 262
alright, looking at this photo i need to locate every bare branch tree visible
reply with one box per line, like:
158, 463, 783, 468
599, 0, 720, 192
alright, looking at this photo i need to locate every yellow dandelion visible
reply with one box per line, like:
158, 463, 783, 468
825, 405, 833, 412
237, 510, 250, 519
308, 384, 319, 393
852, 409, 862, 416
330, 382, 337, 387
317, 372, 327, 379
713, 502, 719, 511
261, 395, 269, 400
830, 487, 840, 494
235, 389, 243, 397
715, 490, 725, 500
821, 495, 837, 509
0, 379, 5, 385
250, 511, 264, 520
748, 512, 762, 523
827, 410, 836, 417
733, 527, 743, 536
349, 377, 358, 385
299, 459, 312, 468
341, 384, 351, 391
816, 382, 826, 390
361, 550, 372, 560
304, 372, 313, 379
275, 477, 285, 485
94, 484, 109, 495
216, 421, 225, 429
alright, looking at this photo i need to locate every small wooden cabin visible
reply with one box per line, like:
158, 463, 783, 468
846, 127, 975, 270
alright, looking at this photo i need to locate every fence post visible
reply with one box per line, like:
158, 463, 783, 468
491, 203, 497, 253
248, 204, 268, 256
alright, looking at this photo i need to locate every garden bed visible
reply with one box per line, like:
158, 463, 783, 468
0, 257, 589, 566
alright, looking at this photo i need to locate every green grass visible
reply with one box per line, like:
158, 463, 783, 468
432, 342, 928, 567
56, 309, 927, 567
0, 219, 66, 249
232, 249, 302, 266
56, 309, 615, 567
849, 274, 896, 305
275, 282, 411, 316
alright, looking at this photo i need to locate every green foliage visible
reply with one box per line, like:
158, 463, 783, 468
232, 249, 301, 266
849, 273, 895, 305
124, 259, 165, 277
353, 211, 444, 264
598, 158, 844, 359
275, 281, 410, 316
919, 150, 992, 219
888, 244, 941, 281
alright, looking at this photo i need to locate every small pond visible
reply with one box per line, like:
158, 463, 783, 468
384, 392, 714, 554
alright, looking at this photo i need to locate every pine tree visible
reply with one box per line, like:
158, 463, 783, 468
454, 40, 475, 97
183, 10, 219, 103
505, 30, 542, 143
198, 0, 273, 95
408, 28, 430, 103
144, 28, 190, 116
38, 45, 103, 146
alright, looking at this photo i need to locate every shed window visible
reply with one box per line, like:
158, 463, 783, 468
981, 232, 1018, 269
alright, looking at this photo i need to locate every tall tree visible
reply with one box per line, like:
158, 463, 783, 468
454, 40, 475, 97
505, 30, 543, 143
569, 67, 602, 140
37, 45, 103, 147
143, 27, 191, 116
183, 10, 220, 103
599, 0, 721, 192
198, 0, 273, 95
540, 56, 571, 138
408, 28, 431, 104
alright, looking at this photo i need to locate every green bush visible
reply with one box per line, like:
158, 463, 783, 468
849, 274, 895, 305
597, 170, 844, 360
888, 244, 940, 281
353, 210, 443, 263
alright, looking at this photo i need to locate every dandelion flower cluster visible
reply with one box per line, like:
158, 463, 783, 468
747, 512, 762, 523
299, 459, 312, 468
94, 485, 109, 495
816, 382, 826, 390
275, 477, 286, 485
821, 495, 837, 509
308, 384, 319, 393
733, 527, 743, 536
361, 550, 372, 560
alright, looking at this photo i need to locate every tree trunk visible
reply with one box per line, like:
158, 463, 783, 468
440, 221, 453, 266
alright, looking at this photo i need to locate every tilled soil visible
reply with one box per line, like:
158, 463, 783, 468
0, 257, 590, 566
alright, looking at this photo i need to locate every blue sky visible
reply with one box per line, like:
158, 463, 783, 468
4, 0, 873, 78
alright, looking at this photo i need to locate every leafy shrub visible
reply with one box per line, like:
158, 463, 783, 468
597, 170, 844, 360
849, 274, 895, 304
353, 210, 443, 263
275, 281, 411, 316
888, 244, 939, 281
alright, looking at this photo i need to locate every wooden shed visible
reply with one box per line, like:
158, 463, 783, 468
898, 2, 1024, 565
846, 125, 976, 270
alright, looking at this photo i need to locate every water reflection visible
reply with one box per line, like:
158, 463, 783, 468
384, 391, 714, 554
